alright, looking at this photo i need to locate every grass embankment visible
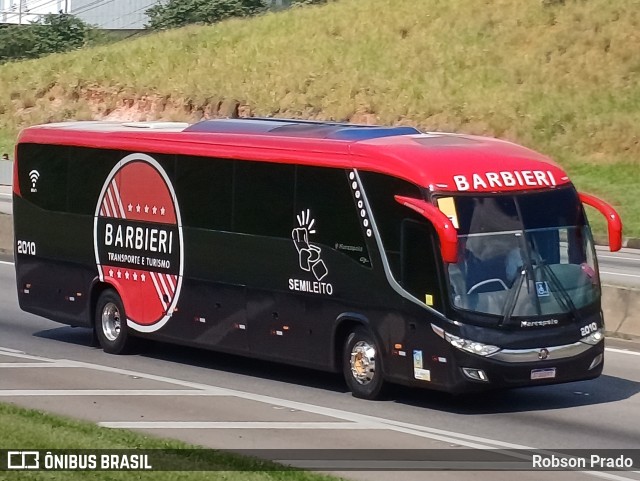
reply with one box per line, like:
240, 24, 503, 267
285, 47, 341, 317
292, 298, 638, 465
0, 402, 341, 480
0, 0, 638, 236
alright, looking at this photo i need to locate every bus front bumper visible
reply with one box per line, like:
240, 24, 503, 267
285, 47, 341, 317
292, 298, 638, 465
441, 340, 605, 393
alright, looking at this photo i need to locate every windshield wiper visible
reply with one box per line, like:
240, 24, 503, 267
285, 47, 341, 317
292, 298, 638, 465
500, 268, 526, 326
501, 232, 541, 324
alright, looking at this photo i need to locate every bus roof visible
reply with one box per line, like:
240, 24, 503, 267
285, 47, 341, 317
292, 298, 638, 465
18, 119, 571, 193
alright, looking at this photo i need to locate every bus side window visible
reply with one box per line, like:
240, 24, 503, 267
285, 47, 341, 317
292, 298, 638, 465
175, 155, 233, 231
234, 161, 295, 238
67, 148, 121, 215
359, 171, 444, 311
358, 172, 422, 279
296, 166, 369, 263
17, 143, 68, 213
401, 219, 444, 311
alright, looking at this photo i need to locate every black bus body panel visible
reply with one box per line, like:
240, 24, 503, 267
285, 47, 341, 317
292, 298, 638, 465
13, 143, 604, 393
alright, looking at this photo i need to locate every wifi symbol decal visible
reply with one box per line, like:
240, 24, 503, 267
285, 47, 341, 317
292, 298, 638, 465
29, 170, 40, 192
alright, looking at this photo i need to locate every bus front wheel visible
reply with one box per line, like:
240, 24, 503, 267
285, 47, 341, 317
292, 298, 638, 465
343, 327, 386, 400
95, 290, 134, 354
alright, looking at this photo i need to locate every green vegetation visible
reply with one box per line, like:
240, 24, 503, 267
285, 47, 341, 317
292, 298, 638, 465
146, 0, 270, 30
0, 0, 637, 236
0, 402, 342, 480
0, 14, 95, 63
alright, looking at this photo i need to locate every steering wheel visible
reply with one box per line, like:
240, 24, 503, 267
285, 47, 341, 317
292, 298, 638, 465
467, 278, 508, 295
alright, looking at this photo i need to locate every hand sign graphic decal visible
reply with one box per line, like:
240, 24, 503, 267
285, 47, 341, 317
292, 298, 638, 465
292, 209, 328, 281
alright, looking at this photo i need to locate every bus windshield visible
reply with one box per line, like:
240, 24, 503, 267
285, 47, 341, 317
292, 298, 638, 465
440, 188, 599, 319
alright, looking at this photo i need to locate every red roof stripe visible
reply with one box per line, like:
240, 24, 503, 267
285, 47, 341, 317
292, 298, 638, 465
18, 122, 571, 193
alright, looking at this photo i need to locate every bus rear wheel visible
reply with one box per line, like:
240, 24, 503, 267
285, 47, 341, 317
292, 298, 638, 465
95, 290, 134, 354
343, 327, 386, 400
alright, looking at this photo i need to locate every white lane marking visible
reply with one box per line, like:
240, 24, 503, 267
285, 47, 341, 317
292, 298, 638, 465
0, 349, 68, 362
0, 260, 14, 266
0, 351, 522, 449
0, 389, 225, 396
0, 193, 11, 198
0, 351, 637, 480
0, 362, 77, 368
601, 271, 640, 279
0, 346, 25, 353
99, 421, 378, 430
606, 348, 640, 357
598, 255, 640, 262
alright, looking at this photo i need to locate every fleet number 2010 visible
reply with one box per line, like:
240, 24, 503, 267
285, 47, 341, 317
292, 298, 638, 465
580, 322, 598, 337
17, 240, 36, 255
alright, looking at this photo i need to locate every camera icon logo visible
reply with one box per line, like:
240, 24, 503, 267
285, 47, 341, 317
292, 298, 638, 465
7, 451, 40, 470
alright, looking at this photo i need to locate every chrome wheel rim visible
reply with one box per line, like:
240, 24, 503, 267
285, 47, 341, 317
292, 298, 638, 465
101, 302, 121, 342
350, 340, 376, 385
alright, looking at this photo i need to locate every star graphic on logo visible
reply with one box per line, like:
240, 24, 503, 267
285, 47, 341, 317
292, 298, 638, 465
136, 204, 141, 213
144, 205, 149, 214
160, 206, 166, 216
152, 206, 158, 215
128, 203, 133, 212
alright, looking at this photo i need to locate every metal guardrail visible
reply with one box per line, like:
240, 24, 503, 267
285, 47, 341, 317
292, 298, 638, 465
0, 187, 11, 216
0, 161, 12, 216
0, 161, 12, 186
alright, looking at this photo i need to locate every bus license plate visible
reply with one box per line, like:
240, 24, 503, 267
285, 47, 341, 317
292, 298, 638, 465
531, 368, 556, 380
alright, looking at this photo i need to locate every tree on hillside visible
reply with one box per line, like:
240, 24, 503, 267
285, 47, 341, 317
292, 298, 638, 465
146, 0, 268, 30
0, 25, 38, 62
0, 13, 92, 63
32, 13, 90, 56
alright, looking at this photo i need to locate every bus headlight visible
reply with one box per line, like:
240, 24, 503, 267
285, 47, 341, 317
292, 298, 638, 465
431, 324, 500, 357
580, 328, 604, 345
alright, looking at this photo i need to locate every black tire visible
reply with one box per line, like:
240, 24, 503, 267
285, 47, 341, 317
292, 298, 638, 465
94, 289, 134, 354
342, 326, 386, 400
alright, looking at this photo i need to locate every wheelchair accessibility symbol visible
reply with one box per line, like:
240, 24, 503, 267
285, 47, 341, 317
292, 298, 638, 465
536, 281, 550, 297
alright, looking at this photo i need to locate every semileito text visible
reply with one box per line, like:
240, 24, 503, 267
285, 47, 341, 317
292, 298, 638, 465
289, 278, 334, 295
453, 170, 557, 191
104, 223, 173, 254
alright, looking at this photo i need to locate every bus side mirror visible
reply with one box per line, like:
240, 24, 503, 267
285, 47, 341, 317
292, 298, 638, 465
579, 192, 622, 252
394, 195, 458, 263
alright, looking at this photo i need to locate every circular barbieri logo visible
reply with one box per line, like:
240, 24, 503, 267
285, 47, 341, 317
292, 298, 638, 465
93, 153, 184, 333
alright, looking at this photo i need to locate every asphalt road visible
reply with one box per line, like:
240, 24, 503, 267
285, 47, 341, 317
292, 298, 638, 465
0, 259, 639, 481
597, 246, 640, 289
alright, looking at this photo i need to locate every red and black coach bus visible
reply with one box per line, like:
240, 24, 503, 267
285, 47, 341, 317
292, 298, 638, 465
13, 118, 622, 398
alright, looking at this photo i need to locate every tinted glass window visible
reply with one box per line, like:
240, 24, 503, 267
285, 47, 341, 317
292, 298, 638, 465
454, 196, 520, 236
234, 161, 295, 237
296, 166, 369, 263
17, 143, 68, 213
518, 188, 585, 229
359, 171, 422, 276
448, 188, 586, 236
175, 156, 233, 231
67, 148, 121, 215
401, 219, 443, 311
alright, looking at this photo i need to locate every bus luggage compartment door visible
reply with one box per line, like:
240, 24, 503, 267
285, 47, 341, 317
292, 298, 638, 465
247, 290, 308, 363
